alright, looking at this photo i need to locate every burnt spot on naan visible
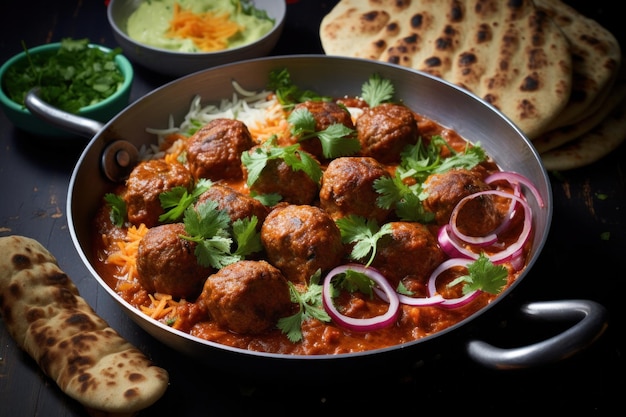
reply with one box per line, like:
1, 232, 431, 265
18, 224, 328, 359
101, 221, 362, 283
12, 253, 32, 270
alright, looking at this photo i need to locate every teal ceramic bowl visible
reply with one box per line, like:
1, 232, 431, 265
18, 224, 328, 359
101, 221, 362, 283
0, 42, 133, 137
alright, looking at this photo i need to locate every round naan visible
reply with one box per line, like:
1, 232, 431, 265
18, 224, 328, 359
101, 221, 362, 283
320, 0, 574, 139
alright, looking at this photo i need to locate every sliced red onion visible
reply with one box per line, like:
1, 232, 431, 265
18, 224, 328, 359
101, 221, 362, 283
322, 264, 400, 332
426, 258, 481, 308
485, 171, 545, 208
438, 190, 533, 265
373, 287, 445, 306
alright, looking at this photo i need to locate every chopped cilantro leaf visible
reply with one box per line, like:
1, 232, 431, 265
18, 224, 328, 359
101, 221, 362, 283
104, 193, 126, 227
181, 200, 262, 269
159, 178, 211, 223
5, 38, 125, 113
361, 73, 395, 107
447, 253, 508, 295
277, 270, 330, 343
335, 215, 393, 266
267, 68, 330, 109
288, 107, 360, 159
241, 138, 323, 186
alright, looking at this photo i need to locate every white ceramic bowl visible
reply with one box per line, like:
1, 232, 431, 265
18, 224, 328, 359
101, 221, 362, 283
107, 0, 286, 78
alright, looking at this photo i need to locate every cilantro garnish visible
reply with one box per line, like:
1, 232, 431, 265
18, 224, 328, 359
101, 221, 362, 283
288, 107, 361, 159
5, 38, 124, 113
104, 193, 126, 227
267, 68, 330, 109
361, 73, 395, 107
448, 253, 508, 295
239, 0, 274, 22
241, 137, 323, 187
158, 178, 212, 223
329, 269, 376, 299
335, 215, 393, 267
181, 200, 262, 269
277, 270, 331, 343
373, 136, 487, 221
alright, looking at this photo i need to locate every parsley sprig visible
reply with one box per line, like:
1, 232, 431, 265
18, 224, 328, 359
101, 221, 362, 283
241, 136, 323, 187
374, 136, 487, 222
335, 215, 393, 267
288, 107, 360, 159
158, 178, 212, 223
360, 73, 395, 107
449, 253, 508, 295
104, 193, 127, 227
277, 270, 331, 342
181, 200, 262, 269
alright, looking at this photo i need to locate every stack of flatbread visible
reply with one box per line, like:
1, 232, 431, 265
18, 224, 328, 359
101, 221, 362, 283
0, 235, 169, 417
320, 0, 624, 170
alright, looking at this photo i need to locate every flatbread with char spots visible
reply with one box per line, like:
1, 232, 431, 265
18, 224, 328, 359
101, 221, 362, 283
0, 235, 169, 417
533, 0, 621, 133
320, 0, 573, 139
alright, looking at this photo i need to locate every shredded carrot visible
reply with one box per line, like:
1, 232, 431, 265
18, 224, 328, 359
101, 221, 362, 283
166, 3, 242, 52
106, 223, 149, 281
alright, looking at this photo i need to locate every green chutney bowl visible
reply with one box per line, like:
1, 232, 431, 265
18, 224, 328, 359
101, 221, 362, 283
0, 42, 133, 137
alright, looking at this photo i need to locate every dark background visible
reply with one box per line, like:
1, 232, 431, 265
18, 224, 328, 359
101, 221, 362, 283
1, 1, 624, 416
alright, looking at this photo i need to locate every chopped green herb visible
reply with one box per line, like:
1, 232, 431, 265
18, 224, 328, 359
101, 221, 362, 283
4, 38, 124, 113
181, 200, 262, 269
329, 269, 375, 299
360, 73, 395, 107
241, 136, 323, 187
277, 270, 330, 342
159, 178, 211, 222
104, 193, 126, 227
267, 68, 330, 109
447, 253, 508, 295
288, 107, 360, 159
335, 215, 393, 267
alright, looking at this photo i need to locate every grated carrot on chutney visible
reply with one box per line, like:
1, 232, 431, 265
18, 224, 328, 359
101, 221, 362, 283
166, 3, 242, 52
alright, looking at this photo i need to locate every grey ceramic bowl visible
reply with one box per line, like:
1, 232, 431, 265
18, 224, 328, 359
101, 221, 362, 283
107, 0, 286, 78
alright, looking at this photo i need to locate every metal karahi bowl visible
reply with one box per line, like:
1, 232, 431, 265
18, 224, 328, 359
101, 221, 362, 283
107, 0, 286, 78
0, 42, 133, 137
32, 56, 605, 381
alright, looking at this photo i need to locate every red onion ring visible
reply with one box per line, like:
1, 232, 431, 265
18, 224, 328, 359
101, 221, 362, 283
373, 287, 445, 306
322, 264, 400, 332
426, 258, 481, 308
438, 190, 533, 266
485, 171, 545, 208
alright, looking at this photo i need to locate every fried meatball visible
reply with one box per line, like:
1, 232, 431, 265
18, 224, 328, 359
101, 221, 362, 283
292, 100, 355, 161
371, 221, 445, 289
124, 159, 193, 228
319, 156, 392, 223
199, 260, 293, 334
422, 168, 502, 236
356, 103, 418, 163
136, 223, 213, 299
245, 147, 320, 205
261, 205, 345, 284
196, 183, 269, 227
186, 118, 255, 181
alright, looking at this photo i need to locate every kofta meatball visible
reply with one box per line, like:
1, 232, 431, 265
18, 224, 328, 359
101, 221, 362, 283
199, 260, 293, 335
319, 156, 392, 224
371, 221, 445, 289
124, 159, 193, 228
356, 102, 418, 163
422, 168, 502, 236
186, 118, 255, 181
136, 223, 213, 300
245, 147, 320, 205
261, 205, 345, 284
292, 100, 355, 161
195, 183, 269, 227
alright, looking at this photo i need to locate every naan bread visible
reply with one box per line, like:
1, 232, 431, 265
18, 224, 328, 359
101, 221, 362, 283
540, 95, 626, 171
320, 0, 573, 139
533, 0, 621, 133
533, 65, 626, 154
0, 235, 169, 416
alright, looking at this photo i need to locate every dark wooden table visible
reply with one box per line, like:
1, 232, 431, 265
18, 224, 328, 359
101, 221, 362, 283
1, 1, 624, 416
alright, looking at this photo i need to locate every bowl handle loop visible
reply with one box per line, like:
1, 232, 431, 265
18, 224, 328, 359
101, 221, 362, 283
25, 88, 103, 138
466, 299, 608, 370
